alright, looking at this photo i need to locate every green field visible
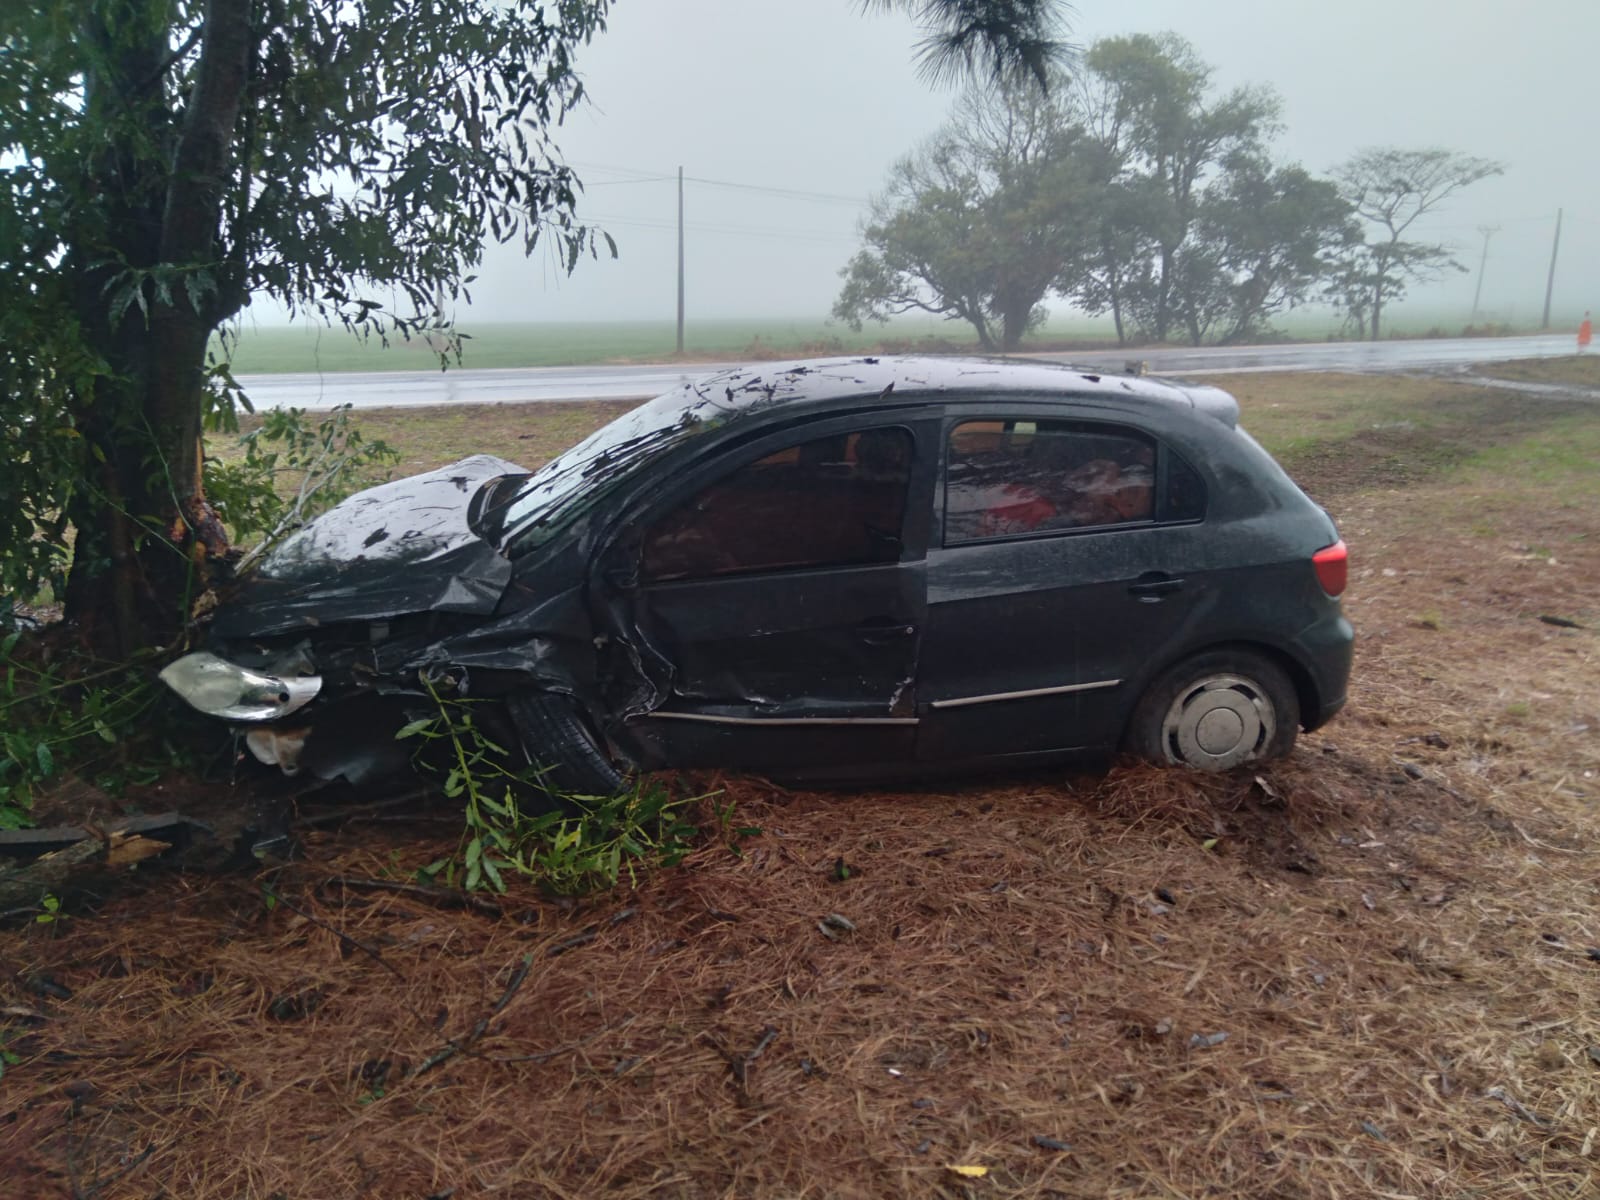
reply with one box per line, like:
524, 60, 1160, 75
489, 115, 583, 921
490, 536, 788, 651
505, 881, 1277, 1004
219, 307, 1575, 376
220, 316, 1008, 374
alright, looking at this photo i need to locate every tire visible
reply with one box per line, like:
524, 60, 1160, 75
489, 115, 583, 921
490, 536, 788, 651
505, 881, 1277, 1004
1125, 649, 1300, 770
506, 692, 627, 799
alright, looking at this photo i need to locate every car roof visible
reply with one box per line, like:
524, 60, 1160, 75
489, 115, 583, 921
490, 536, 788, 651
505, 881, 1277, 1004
650, 356, 1240, 431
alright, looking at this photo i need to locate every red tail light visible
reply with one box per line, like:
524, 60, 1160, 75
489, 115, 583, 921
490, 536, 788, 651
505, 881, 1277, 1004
1313, 539, 1348, 597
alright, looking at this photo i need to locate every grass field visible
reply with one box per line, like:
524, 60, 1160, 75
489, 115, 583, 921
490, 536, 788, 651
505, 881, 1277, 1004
6, 361, 1600, 1199
219, 308, 1575, 375
220, 316, 1008, 374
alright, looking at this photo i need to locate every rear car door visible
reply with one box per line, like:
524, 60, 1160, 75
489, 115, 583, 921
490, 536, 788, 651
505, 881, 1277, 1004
602, 415, 937, 772
918, 407, 1211, 761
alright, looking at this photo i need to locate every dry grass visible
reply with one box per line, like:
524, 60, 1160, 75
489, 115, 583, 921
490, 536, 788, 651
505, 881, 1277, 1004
5, 368, 1599, 1199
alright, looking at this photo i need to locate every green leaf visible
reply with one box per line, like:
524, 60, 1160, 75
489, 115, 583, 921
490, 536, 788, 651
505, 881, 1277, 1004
394, 718, 435, 740
481, 856, 505, 893
34, 743, 53, 777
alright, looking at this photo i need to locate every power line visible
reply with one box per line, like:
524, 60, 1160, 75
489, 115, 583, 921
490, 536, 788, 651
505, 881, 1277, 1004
569, 159, 868, 206
580, 175, 676, 187
683, 174, 868, 206
576, 211, 857, 245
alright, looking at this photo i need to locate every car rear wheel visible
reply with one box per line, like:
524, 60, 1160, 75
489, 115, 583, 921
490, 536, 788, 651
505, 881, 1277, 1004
1125, 650, 1299, 770
506, 692, 627, 799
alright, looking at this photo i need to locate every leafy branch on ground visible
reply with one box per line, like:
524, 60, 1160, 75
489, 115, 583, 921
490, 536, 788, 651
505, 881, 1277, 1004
400, 676, 721, 895
0, 631, 182, 829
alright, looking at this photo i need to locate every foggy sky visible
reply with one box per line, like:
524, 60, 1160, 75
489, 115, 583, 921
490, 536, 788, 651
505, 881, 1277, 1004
332, 0, 1600, 330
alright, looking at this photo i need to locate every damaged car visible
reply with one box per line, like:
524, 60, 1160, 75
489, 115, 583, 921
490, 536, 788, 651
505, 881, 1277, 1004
160, 356, 1352, 791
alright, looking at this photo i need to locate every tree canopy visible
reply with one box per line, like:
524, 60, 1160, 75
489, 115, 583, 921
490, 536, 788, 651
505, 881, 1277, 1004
1332, 147, 1504, 339
865, 0, 1075, 90
3, 0, 618, 651
834, 75, 1113, 350
836, 32, 1364, 351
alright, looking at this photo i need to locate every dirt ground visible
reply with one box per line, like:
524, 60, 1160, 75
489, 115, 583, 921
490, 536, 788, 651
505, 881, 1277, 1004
2, 367, 1598, 1199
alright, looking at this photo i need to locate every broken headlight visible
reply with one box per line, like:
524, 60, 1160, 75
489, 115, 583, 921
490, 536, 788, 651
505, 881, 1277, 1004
158, 651, 322, 721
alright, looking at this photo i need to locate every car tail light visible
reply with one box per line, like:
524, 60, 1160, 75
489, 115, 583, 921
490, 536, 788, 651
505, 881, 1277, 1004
1313, 539, 1348, 597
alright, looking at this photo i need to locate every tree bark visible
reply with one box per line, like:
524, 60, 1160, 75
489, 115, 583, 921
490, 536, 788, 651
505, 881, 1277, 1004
62, 0, 254, 653
1000, 305, 1031, 352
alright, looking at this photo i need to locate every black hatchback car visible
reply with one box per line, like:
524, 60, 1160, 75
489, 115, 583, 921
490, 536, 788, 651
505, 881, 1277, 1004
161, 357, 1351, 791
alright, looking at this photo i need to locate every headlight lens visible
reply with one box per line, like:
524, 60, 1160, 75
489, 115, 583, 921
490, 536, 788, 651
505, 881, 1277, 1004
158, 651, 322, 721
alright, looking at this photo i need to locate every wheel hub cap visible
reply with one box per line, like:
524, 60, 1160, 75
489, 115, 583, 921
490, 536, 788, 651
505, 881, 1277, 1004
1161, 675, 1274, 770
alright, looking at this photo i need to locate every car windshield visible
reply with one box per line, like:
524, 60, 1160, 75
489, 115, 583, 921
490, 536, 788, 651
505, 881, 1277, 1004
487, 387, 716, 555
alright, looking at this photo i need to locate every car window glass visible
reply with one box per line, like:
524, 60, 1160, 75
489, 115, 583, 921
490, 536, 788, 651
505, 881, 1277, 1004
945, 419, 1156, 544
640, 426, 914, 583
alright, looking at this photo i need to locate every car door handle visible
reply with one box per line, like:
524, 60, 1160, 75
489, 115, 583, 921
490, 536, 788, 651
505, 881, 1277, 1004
1128, 574, 1185, 600
856, 619, 917, 644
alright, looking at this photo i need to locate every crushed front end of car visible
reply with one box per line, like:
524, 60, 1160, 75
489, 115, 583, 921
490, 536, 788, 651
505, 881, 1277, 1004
161, 454, 538, 782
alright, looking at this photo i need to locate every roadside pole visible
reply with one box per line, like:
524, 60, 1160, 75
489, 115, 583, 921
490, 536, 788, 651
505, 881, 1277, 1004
1541, 208, 1562, 329
678, 169, 684, 356
1470, 225, 1498, 321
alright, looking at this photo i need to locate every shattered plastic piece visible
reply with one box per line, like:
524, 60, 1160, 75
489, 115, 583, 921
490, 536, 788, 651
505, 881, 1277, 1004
946, 1166, 988, 1178
1188, 1031, 1229, 1048
822, 912, 857, 932
1032, 1136, 1072, 1152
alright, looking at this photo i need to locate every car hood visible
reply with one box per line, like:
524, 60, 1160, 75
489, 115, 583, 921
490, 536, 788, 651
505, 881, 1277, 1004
211, 454, 529, 638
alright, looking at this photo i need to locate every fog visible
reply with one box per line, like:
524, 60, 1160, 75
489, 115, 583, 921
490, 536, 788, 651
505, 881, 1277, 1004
305, 0, 1600, 332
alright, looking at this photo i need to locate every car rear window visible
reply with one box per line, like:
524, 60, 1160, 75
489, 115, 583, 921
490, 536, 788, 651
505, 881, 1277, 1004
944, 419, 1164, 543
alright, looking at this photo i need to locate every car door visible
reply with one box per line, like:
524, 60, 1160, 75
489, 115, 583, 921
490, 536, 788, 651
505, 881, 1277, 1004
917, 408, 1211, 761
599, 414, 937, 772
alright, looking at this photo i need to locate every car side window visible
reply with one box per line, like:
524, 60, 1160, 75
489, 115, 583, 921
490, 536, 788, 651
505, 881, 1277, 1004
640, 426, 914, 583
944, 419, 1166, 544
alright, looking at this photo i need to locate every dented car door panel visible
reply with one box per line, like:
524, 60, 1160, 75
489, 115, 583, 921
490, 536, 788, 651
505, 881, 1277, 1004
598, 415, 937, 772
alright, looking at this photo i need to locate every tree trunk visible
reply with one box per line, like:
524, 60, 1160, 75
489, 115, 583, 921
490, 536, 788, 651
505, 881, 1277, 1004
965, 309, 997, 351
61, 0, 254, 654
1000, 305, 1031, 352
1155, 246, 1174, 342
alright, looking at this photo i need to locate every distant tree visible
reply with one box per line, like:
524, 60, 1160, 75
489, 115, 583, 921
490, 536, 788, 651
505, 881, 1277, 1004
862, 0, 1075, 89
1332, 147, 1505, 339
1182, 159, 1360, 345
1076, 33, 1281, 343
834, 78, 1112, 350
840, 31, 1356, 352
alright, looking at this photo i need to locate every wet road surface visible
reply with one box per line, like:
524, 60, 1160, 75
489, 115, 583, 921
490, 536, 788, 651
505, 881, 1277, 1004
237, 334, 1581, 410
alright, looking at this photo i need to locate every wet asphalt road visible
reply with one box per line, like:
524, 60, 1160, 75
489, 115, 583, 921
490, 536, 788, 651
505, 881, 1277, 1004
236, 333, 1581, 410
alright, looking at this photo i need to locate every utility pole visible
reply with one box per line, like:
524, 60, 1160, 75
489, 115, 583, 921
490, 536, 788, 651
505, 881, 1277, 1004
1542, 208, 1563, 329
676, 166, 685, 355
1470, 224, 1499, 320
